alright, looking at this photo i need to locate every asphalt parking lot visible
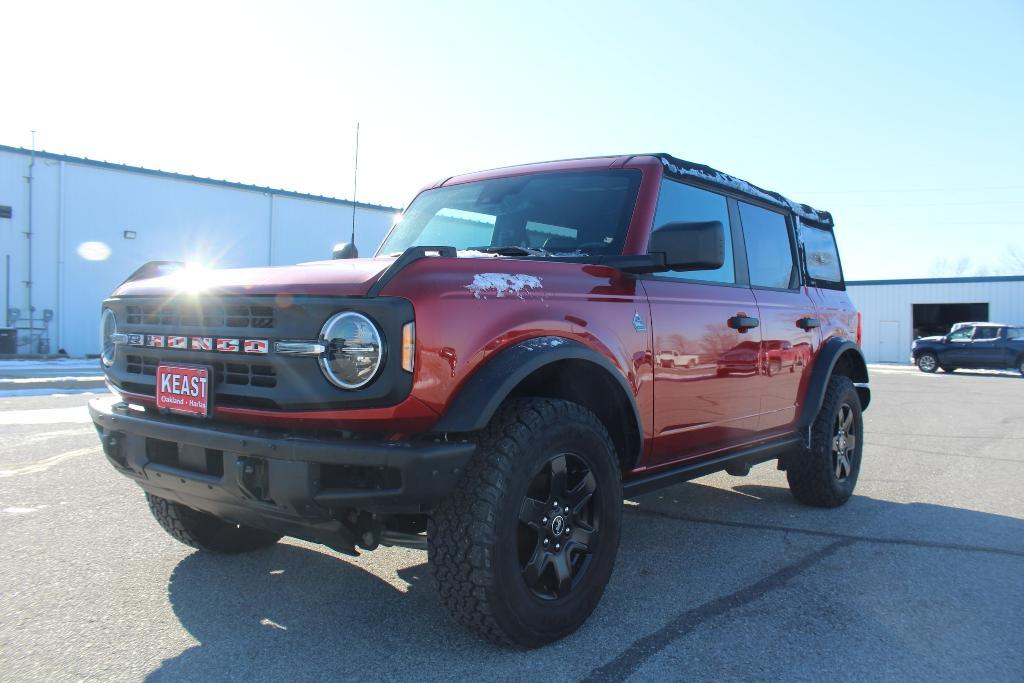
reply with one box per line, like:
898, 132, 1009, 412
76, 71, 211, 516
1, 366, 1022, 681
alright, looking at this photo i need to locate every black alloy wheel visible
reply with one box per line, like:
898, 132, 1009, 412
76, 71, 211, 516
832, 403, 857, 481
517, 453, 600, 599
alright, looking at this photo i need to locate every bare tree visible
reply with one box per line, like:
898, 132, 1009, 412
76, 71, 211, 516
929, 256, 973, 277
1004, 245, 1024, 274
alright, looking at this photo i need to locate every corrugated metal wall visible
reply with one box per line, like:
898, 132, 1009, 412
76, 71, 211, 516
0, 148, 398, 356
847, 280, 1024, 363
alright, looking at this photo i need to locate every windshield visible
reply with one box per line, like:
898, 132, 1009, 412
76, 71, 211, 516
378, 171, 641, 257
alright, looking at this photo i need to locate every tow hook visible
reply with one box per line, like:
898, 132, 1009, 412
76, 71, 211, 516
236, 456, 272, 503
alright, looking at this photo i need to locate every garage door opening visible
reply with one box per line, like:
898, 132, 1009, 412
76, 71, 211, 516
912, 303, 988, 339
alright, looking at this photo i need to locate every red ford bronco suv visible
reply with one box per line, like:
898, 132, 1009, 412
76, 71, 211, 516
91, 154, 869, 647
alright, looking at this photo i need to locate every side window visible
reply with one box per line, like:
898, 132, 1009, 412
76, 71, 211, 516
650, 180, 735, 284
799, 224, 844, 285
1008, 327, 1024, 340
948, 327, 973, 341
738, 202, 796, 289
973, 327, 999, 340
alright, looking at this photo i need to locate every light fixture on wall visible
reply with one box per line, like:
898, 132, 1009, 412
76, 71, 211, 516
123, 230, 137, 239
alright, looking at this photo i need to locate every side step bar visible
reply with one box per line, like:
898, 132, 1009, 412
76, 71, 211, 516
622, 435, 802, 497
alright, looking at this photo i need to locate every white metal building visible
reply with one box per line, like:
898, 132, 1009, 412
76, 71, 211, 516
847, 276, 1024, 364
0, 145, 398, 357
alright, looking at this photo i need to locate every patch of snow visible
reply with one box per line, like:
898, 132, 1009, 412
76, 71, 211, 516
466, 273, 543, 300
0, 388, 108, 398
0, 358, 100, 371
520, 336, 570, 351
659, 157, 833, 227
0, 375, 104, 384
3, 506, 48, 515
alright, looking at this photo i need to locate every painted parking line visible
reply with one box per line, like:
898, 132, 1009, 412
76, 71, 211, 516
0, 447, 100, 478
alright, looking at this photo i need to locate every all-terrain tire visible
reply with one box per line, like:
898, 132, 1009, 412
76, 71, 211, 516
145, 493, 282, 553
916, 352, 938, 373
786, 376, 863, 508
428, 398, 622, 648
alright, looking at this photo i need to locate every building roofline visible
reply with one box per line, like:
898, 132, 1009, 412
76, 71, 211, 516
847, 275, 1024, 286
0, 143, 398, 212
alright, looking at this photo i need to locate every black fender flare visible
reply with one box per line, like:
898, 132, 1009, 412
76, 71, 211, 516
799, 337, 870, 436
432, 336, 643, 462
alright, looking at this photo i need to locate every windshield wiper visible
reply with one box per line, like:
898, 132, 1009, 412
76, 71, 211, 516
467, 245, 550, 256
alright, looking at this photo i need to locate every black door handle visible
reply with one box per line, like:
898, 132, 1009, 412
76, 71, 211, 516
728, 315, 759, 332
797, 317, 820, 330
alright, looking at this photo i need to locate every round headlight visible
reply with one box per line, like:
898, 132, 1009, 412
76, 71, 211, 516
319, 312, 384, 389
100, 309, 117, 367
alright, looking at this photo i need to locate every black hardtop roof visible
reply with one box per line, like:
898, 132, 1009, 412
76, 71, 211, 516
653, 153, 834, 228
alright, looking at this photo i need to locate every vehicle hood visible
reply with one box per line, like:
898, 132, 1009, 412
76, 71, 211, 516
112, 258, 395, 298
914, 336, 945, 344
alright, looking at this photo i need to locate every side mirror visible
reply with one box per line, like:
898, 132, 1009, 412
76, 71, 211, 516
649, 220, 725, 272
333, 242, 359, 260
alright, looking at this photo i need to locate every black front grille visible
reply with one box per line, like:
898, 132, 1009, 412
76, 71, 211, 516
126, 354, 277, 388
108, 295, 414, 412
124, 303, 274, 328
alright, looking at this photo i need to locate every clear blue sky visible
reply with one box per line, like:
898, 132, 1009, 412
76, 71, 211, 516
3, 1, 1022, 279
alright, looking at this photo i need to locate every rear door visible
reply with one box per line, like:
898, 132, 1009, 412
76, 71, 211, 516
969, 326, 1005, 367
736, 202, 820, 433
643, 179, 762, 466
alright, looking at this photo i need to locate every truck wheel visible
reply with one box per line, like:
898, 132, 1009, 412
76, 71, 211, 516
145, 493, 282, 553
916, 353, 938, 373
428, 398, 622, 648
1018, 357, 1024, 377
786, 376, 863, 508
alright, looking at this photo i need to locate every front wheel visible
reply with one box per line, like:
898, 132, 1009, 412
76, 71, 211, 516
146, 493, 282, 553
786, 375, 863, 508
916, 352, 939, 373
428, 398, 622, 648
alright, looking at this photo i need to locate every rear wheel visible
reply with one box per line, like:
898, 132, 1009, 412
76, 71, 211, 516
428, 398, 622, 648
786, 376, 863, 508
916, 353, 938, 373
145, 493, 282, 553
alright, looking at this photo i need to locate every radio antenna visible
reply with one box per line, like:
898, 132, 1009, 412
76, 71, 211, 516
350, 122, 359, 247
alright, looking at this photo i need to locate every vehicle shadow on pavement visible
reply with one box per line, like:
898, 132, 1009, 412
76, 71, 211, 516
147, 481, 1024, 681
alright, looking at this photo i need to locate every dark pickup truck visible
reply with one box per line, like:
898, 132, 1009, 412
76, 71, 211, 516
912, 323, 1024, 374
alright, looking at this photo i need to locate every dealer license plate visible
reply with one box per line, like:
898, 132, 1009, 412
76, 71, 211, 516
156, 364, 211, 417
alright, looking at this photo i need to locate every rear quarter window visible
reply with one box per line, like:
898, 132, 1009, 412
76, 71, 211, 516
799, 224, 844, 287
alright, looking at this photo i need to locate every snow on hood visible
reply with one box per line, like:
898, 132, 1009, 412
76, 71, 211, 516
658, 155, 834, 227
465, 273, 543, 300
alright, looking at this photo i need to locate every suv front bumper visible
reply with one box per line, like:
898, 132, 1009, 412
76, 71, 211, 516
89, 397, 475, 548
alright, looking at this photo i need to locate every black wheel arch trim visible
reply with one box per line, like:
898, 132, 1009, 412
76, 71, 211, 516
432, 336, 644, 466
799, 338, 870, 435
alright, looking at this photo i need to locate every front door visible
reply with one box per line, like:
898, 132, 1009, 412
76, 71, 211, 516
941, 326, 974, 365
644, 178, 762, 466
